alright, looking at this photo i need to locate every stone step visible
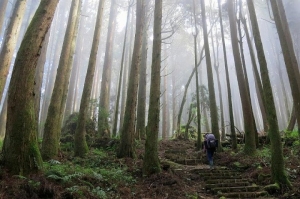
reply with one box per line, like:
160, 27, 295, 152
175, 159, 202, 165
199, 172, 241, 178
212, 185, 260, 193
205, 181, 251, 189
192, 168, 231, 174
203, 174, 242, 180
217, 191, 268, 198
206, 178, 248, 184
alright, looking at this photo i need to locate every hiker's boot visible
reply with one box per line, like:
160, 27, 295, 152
209, 160, 214, 170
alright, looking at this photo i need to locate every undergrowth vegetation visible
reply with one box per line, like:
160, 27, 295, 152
42, 147, 136, 198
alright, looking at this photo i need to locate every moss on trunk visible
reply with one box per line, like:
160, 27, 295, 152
3, 0, 59, 175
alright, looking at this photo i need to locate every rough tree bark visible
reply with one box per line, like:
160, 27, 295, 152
42, 0, 81, 160
112, 1, 132, 138
2, 0, 59, 176
135, 21, 148, 140
143, 0, 162, 176
228, 0, 256, 155
98, 0, 117, 137
74, 0, 105, 157
117, 0, 145, 158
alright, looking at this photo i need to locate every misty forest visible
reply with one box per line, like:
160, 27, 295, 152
0, 0, 299, 198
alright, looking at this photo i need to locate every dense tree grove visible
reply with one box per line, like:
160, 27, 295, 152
0, 0, 299, 190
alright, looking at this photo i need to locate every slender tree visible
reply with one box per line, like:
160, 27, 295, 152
0, 0, 27, 102
112, 1, 132, 137
42, 0, 81, 160
237, 2, 259, 146
246, 0, 291, 188
98, 0, 117, 137
210, 23, 225, 141
143, 0, 162, 176
118, 0, 145, 158
192, 0, 202, 150
241, 17, 268, 133
200, 0, 220, 147
227, 0, 256, 155
74, 0, 105, 157
217, 0, 236, 149
2, 0, 59, 175
135, 19, 148, 140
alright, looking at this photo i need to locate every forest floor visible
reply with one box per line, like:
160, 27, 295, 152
0, 138, 300, 199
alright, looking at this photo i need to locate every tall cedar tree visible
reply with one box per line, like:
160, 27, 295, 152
98, 0, 117, 137
241, 17, 268, 133
200, 0, 221, 147
135, 22, 148, 140
270, 0, 300, 136
112, 1, 132, 138
192, 0, 202, 149
2, 0, 59, 175
42, 0, 81, 160
74, 0, 105, 157
227, 0, 256, 155
0, 0, 27, 103
118, 0, 145, 158
246, 0, 291, 188
217, 0, 236, 149
143, 0, 162, 176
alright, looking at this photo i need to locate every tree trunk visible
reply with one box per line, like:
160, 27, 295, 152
210, 18, 225, 142
247, 0, 291, 188
242, 17, 268, 133
271, 0, 300, 137
287, 105, 296, 131
270, 0, 300, 136
237, 7, 258, 147
228, 0, 256, 155
143, 0, 162, 176
35, 30, 50, 130
42, 0, 81, 160
98, 0, 117, 138
0, 95, 7, 138
162, 47, 169, 140
218, 0, 236, 149
0, 0, 9, 32
120, 9, 134, 132
39, 11, 64, 131
135, 22, 148, 140
118, 0, 145, 158
3, 0, 59, 176
0, 0, 27, 102
64, 35, 84, 121
112, 2, 132, 138
74, 0, 105, 157
172, 71, 177, 135
191, 0, 201, 149
200, 0, 220, 148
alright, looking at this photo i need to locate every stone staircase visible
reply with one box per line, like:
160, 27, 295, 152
163, 147, 273, 198
192, 168, 270, 198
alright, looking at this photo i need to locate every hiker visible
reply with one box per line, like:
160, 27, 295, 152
203, 133, 218, 169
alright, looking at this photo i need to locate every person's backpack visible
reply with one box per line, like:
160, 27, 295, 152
206, 134, 217, 149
